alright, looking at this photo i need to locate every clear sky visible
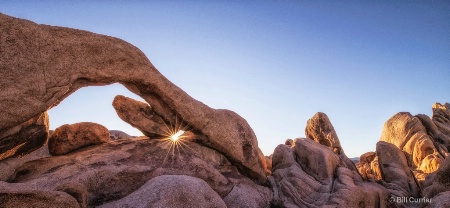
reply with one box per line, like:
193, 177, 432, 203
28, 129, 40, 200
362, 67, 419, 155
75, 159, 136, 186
1, 1, 449, 157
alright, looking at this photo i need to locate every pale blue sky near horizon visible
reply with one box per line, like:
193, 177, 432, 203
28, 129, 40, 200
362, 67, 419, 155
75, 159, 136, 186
1, 1, 449, 157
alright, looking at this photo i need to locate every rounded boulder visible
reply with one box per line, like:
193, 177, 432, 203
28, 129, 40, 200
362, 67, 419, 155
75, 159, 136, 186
48, 122, 110, 155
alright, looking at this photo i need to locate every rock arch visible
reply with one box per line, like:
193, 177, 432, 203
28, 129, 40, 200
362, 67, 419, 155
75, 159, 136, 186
0, 13, 266, 182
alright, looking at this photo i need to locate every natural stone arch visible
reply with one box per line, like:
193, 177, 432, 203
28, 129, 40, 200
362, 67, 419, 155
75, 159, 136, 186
0, 13, 266, 182
46, 83, 143, 136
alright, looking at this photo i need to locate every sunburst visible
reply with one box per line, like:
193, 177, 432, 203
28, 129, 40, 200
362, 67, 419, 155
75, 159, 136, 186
170, 130, 185, 142
157, 116, 196, 165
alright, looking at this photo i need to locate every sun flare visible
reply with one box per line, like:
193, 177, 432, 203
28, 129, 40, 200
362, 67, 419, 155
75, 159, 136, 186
170, 130, 185, 142
159, 116, 197, 164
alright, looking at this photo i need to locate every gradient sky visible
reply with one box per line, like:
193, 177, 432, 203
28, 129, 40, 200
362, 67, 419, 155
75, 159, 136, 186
1, 1, 449, 157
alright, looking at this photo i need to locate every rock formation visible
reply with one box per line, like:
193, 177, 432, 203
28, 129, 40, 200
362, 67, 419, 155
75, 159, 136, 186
357, 103, 449, 188
48, 122, 110, 156
0, 112, 49, 160
0, 182, 80, 208
355, 151, 382, 181
422, 155, 450, 199
432, 103, 450, 140
1, 13, 450, 207
273, 109, 450, 207
1, 137, 271, 207
376, 141, 420, 199
380, 112, 444, 175
0, 143, 50, 182
109, 130, 133, 140
306, 112, 342, 152
0, 13, 266, 182
270, 138, 389, 207
111, 94, 269, 181
98, 175, 227, 208
112, 95, 169, 138
305, 112, 358, 172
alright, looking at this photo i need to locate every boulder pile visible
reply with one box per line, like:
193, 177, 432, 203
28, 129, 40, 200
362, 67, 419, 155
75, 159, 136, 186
1, 13, 449, 207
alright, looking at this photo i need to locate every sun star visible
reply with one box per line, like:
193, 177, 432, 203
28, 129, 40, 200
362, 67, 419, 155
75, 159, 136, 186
170, 130, 185, 142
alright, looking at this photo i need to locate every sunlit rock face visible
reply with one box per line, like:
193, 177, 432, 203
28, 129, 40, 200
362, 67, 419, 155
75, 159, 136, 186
356, 151, 382, 181
272, 110, 450, 207
305, 112, 342, 152
375, 104, 449, 186
0, 13, 266, 182
305, 112, 358, 172
380, 112, 444, 175
356, 104, 449, 188
423, 156, 450, 199
352, 103, 450, 207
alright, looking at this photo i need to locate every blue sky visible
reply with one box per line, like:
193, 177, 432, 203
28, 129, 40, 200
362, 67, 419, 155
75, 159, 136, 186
1, 1, 449, 157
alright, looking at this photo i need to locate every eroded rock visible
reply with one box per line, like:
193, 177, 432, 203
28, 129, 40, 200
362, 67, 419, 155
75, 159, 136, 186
223, 182, 272, 208
112, 95, 168, 138
112, 95, 267, 182
0, 14, 266, 182
0, 182, 79, 208
356, 151, 382, 181
0, 143, 50, 182
109, 130, 132, 140
423, 155, 450, 199
270, 139, 388, 207
305, 112, 341, 152
48, 122, 110, 156
98, 175, 227, 208
305, 112, 357, 172
426, 191, 450, 208
432, 103, 450, 137
380, 112, 445, 176
0, 112, 49, 161
3, 137, 270, 207
376, 141, 420, 199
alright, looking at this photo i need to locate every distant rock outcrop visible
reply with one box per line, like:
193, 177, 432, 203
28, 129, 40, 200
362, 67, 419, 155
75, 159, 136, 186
109, 130, 132, 140
48, 122, 110, 156
306, 112, 342, 152
356, 151, 382, 181
270, 138, 388, 207
357, 103, 449, 188
380, 112, 444, 175
305, 112, 358, 172
432, 103, 450, 140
